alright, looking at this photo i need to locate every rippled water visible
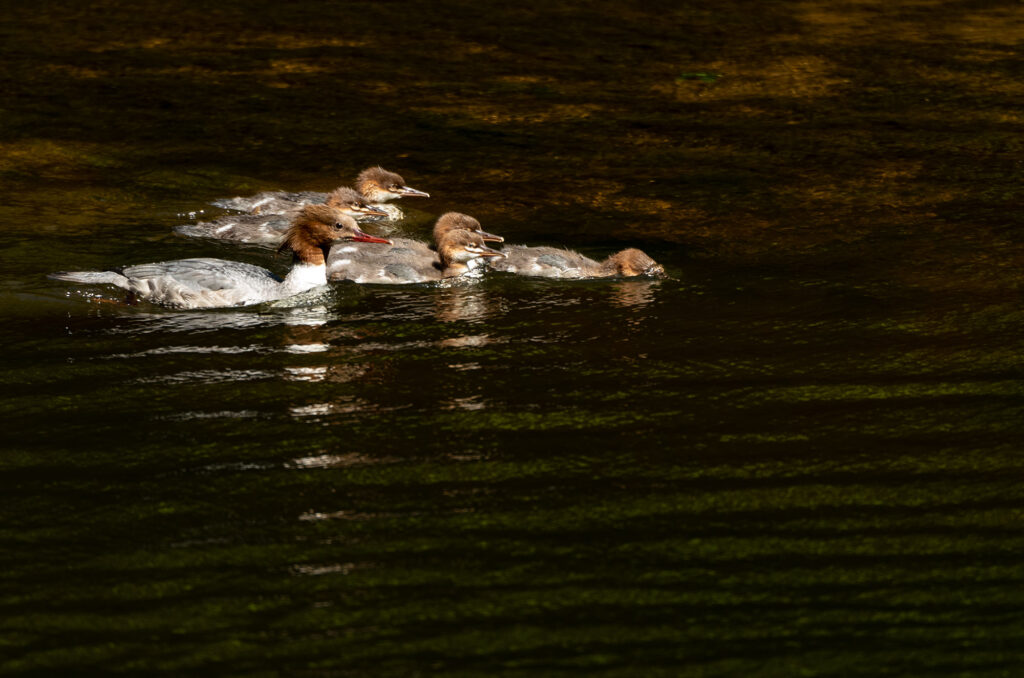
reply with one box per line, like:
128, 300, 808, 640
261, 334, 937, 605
3, 1, 1024, 675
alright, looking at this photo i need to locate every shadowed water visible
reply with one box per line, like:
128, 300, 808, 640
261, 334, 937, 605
2, 1, 1024, 675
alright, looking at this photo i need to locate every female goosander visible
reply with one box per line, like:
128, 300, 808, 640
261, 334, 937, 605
328, 212, 504, 284
50, 205, 391, 309
211, 166, 428, 220
489, 245, 664, 278
176, 188, 387, 247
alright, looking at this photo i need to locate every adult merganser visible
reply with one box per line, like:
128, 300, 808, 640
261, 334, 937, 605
50, 205, 391, 309
328, 212, 504, 284
489, 245, 664, 278
211, 166, 428, 221
178, 188, 388, 247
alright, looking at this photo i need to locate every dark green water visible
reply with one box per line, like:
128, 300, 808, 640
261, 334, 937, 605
3, 1, 1024, 675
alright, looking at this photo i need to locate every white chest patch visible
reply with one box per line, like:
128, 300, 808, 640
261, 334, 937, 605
284, 263, 327, 294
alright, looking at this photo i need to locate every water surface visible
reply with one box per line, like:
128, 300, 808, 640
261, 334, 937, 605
3, 1, 1024, 675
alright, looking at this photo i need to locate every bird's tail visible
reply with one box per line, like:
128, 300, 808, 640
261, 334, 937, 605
172, 223, 208, 239
48, 270, 129, 287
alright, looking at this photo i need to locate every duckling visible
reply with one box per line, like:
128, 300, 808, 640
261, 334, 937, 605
490, 245, 664, 278
354, 166, 430, 221
328, 212, 504, 284
177, 187, 387, 247
211, 166, 428, 221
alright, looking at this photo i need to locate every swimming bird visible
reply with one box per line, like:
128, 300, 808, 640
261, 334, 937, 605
489, 245, 664, 278
51, 205, 391, 309
210, 166, 428, 221
353, 166, 430, 221
177, 188, 387, 247
330, 211, 501, 266
328, 212, 504, 284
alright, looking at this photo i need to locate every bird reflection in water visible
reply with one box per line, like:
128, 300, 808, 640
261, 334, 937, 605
278, 304, 333, 328
434, 289, 496, 369
281, 318, 333, 384
610, 280, 660, 309
278, 287, 504, 421
281, 305, 331, 383
433, 288, 498, 411
287, 396, 374, 418
279, 308, 368, 385
277, 308, 376, 421
432, 286, 498, 324
289, 450, 393, 469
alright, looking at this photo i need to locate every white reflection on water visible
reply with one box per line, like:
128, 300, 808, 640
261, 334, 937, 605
443, 395, 487, 411
289, 402, 333, 417
193, 461, 276, 472
159, 410, 263, 421
298, 509, 396, 522
284, 366, 329, 382
433, 286, 500, 323
447, 361, 481, 372
277, 303, 332, 326
286, 393, 378, 419
88, 285, 518, 423
290, 563, 365, 577
284, 342, 329, 353
288, 451, 396, 469
98, 298, 336, 335
287, 395, 374, 418
136, 369, 275, 384
104, 344, 273, 359
610, 280, 660, 309
104, 311, 277, 334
